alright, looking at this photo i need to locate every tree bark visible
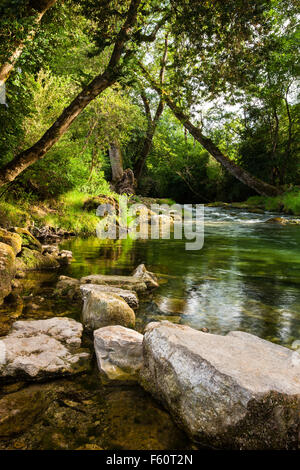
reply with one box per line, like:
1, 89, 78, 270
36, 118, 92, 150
139, 63, 282, 197
0, 0, 142, 187
0, 0, 57, 84
109, 141, 124, 182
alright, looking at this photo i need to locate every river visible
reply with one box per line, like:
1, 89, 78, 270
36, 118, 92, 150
0, 206, 299, 449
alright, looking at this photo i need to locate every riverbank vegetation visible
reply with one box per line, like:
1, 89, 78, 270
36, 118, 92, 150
0, 0, 299, 223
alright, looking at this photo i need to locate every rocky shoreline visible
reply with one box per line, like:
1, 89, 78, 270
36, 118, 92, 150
0, 250, 299, 449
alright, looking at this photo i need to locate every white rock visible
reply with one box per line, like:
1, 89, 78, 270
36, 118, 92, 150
140, 321, 300, 450
0, 318, 89, 381
94, 325, 143, 381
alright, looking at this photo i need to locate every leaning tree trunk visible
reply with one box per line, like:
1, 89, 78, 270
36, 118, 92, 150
139, 64, 282, 197
0, 0, 57, 85
168, 103, 282, 197
0, 0, 141, 188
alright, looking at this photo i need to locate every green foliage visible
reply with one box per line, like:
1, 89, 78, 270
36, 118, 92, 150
0, 0, 299, 211
247, 189, 300, 215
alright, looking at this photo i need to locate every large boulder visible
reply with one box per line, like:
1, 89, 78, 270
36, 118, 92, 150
94, 325, 143, 381
0, 242, 16, 305
140, 321, 300, 450
81, 274, 147, 292
81, 284, 138, 310
82, 290, 136, 331
0, 228, 22, 255
0, 318, 89, 382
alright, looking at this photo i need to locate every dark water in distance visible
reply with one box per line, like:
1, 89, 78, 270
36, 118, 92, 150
61, 206, 300, 346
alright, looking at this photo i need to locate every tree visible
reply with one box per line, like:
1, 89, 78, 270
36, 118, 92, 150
139, 64, 282, 197
133, 34, 168, 180
0, 0, 143, 187
0, 0, 57, 85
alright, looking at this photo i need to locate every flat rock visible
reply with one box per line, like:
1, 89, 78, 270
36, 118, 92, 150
81, 284, 138, 310
140, 321, 300, 450
81, 274, 147, 292
0, 318, 89, 381
0, 384, 53, 437
94, 325, 143, 381
82, 290, 136, 331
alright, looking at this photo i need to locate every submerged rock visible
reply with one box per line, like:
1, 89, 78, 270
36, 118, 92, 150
94, 325, 143, 381
55, 275, 81, 300
0, 385, 53, 437
81, 284, 138, 310
82, 290, 136, 331
265, 217, 300, 225
81, 274, 147, 292
0, 318, 89, 382
0, 242, 16, 305
140, 321, 300, 450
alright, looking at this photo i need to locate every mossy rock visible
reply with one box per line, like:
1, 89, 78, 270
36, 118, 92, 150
0, 228, 22, 255
16, 247, 60, 271
14, 228, 42, 252
0, 242, 16, 304
83, 195, 118, 212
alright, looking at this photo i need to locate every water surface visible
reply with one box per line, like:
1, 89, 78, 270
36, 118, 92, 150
61, 206, 300, 346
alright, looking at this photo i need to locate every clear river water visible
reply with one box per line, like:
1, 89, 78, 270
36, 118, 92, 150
61, 206, 300, 346
0, 205, 299, 450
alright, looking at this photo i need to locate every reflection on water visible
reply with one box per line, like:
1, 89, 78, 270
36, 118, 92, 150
61, 206, 300, 346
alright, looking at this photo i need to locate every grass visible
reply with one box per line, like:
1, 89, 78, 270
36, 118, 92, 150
0, 190, 108, 235
0, 187, 179, 235
246, 188, 300, 216
0, 200, 32, 228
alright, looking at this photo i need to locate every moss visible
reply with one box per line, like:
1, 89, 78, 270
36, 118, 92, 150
0, 201, 31, 228
14, 228, 42, 251
16, 247, 59, 271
